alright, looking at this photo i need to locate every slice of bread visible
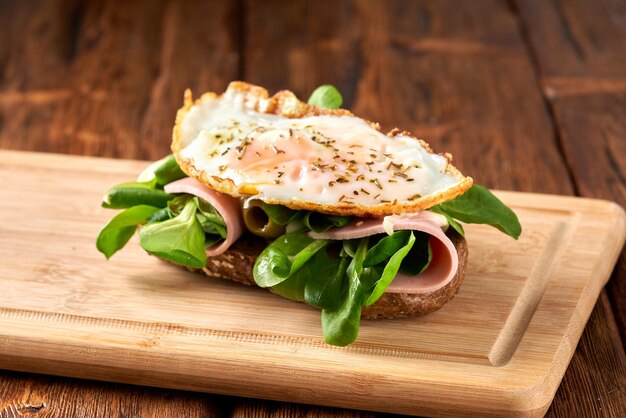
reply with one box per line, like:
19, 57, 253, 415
174, 229, 467, 319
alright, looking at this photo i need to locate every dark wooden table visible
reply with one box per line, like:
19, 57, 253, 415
0, 0, 624, 416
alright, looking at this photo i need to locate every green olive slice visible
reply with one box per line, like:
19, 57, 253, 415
242, 200, 286, 238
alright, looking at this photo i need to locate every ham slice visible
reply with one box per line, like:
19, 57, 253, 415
165, 178, 244, 256
308, 212, 458, 294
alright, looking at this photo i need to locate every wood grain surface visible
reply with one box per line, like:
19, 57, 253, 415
0, 0, 624, 417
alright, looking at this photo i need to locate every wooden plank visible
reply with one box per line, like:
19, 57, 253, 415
0, 0, 163, 156
242, 0, 361, 106
0, 0, 239, 160
229, 399, 377, 418
514, 0, 626, 89
0, 150, 623, 417
515, 0, 626, 342
0, 370, 224, 418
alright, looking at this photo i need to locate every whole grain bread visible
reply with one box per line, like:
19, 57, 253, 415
176, 229, 467, 319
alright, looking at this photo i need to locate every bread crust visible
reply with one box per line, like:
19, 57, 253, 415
174, 229, 467, 319
172, 82, 473, 217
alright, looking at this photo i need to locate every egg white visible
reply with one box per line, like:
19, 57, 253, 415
173, 84, 471, 216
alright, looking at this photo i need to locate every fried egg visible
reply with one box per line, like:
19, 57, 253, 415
172, 82, 472, 217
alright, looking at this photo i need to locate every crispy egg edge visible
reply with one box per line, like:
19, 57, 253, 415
171, 81, 473, 217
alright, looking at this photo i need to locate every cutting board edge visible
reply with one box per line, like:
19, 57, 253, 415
0, 336, 561, 418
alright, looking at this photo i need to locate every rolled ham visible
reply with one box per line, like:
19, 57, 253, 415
165, 178, 244, 256
308, 212, 458, 294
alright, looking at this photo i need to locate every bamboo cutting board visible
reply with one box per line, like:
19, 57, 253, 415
0, 150, 624, 417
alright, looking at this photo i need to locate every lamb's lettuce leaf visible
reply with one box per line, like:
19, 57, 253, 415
152, 154, 187, 185
103, 154, 186, 209
364, 230, 412, 267
399, 231, 432, 275
138, 154, 187, 186
96, 205, 161, 258
321, 237, 368, 346
102, 181, 173, 209
166, 195, 189, 216
308, 85, 343, 109
430, 206, 465, 237
139, 198, 207, 268
253, 232, 329, 288
259, 203, 299, 225
302, 212, 352, 232
304, 249, 348, 310
433, 185, 521, 239
195, 197, 227, 238
269, 247, 348, 307
147, 207, 171, 223
98, 152, 227, 268
251, 228, 436, 346
260, 203, 352, 233
364, 231, 416, 306
168, 195, 226, 238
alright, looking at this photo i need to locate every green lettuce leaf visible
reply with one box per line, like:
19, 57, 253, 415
364, 230, 412, 267
96, 205, 161, 258
268, 269, 308, 302
270, 247, 346, 306
302, 212, 352, 232
166, 194, 190, 216
308, 85, 343, 109
321, 237, 368, 346
304, 249, 348, 310
138, 154, 187, 186
166, 195, 226, 241
102, 181, 173, 209
430, 206, 465, 237
147, 207, 171, 223
433, 185, 521, 239
139, 198, 207, 268
261, 203, 352, 233
399, 231, 432, 275
195, 197, 227, 238
364, 232, 416, 306
103, 155, 186, 210
253, 232, 329, 287
260, 203, 299, 225
152, 154, 187, 185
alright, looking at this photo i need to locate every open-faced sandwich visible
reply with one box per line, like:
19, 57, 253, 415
97, 82, 521, 346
